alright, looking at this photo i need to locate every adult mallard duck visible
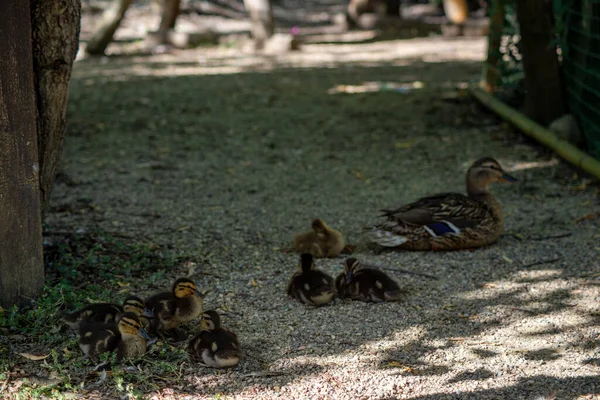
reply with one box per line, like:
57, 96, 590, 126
366, 157, 517, 250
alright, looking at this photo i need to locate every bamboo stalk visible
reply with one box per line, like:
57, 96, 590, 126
470, 86, 600, 179
481, 0, 506, 92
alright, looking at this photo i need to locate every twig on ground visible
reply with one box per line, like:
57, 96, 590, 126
574, 211, 600, 224
520, 257, 562, 268
509, 306, 541, 315
528, 233, 572, 241
242, 371, 287, 378
377, 266, 439, 280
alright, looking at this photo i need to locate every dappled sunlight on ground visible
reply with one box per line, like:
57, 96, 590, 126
73, 36, 486, 79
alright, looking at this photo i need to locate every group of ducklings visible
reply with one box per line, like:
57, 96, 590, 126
289, 157, 517, 303
288, 253, 403, 306
63, 278, 240, 368
63, 157, 517, 368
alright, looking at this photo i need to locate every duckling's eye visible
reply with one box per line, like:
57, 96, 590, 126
121, 319, 140, 329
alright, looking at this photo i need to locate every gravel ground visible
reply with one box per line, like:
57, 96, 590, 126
32, 28, 600, 400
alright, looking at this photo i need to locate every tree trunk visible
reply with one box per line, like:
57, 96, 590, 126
85, 0, 132, 55
0, 0, 44, 308
160, 0, 181, 30
385, 0, 401, 17
31, 0, 81, 213
243, 0, 274, 50
155, 0, 182, 45
516, 0, 565, 125
443, 0, 469, 24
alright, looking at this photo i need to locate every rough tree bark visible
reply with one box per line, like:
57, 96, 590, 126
155, 0, 182, 45
243, 0, 274, 50
85, 0, 132, 55
385, 0, 400, 17
516, 0, 565, 125
31, 0, 81, 212
0, 0, 44, 308
443, 0, 469, 24
0, 0, 80, 307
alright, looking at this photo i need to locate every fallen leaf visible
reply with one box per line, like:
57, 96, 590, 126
19, 353, 50, 361
384, 361, 419, 374
352, 169, 367, 181
384, 361, 403, 368
395, 139, 415, 149
575, 212, 599, 224
250, 278, 259, 287
571, 179, 591, 191
116, 281, 129, 287
187, 264, 196, 278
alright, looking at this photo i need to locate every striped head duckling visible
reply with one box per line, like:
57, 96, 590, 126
62, 295, 153, 329
335, 258, 403, 302
145, 277, 205, 335
287, 253, 335, 306
78, 312, 151, 360
188, 310, 241, 368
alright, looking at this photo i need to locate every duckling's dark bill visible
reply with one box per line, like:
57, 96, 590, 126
138, 327, 151, 340
141, 308, 154, 318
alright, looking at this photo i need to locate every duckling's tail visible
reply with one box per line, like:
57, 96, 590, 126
365, 230, 408, 247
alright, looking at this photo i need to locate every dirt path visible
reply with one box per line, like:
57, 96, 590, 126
5, 29, 599, 399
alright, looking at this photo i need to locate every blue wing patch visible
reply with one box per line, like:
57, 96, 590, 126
423, 221, 461, 237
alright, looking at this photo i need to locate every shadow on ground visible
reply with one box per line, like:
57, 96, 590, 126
4, 53, 599, 399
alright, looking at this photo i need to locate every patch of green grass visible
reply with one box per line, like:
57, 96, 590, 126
0, 228, 183, 399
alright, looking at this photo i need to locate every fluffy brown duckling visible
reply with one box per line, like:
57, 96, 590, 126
335, 258, 403, 302
188, 310, 241, 368
293, 218, 346, 258
287, 253, 335, 306
145, 277, 205, 336
78, 312, 151, 360
62, 295, 154, 329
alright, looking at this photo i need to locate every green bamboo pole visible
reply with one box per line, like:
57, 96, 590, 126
470, 86, 600, 179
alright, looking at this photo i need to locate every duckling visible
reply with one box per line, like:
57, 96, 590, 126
287, 253, 335, 306
188, 310, 241, 368
145, 277, 205, 336
335, 258, 403, 302
293, 218, 346, 258
78, 312, 150, 360
62, 295, 154, 329
366, 157, 517, 250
